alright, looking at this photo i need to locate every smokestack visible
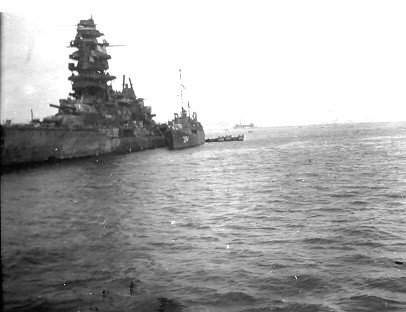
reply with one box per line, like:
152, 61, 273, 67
129, 78, 134, 91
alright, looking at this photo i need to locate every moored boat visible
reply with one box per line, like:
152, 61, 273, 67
165, 70, 205, 150
205, 135, 244, 142
166, 107, 205, 150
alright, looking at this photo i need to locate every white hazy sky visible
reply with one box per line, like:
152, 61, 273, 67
1, 0, 405, 127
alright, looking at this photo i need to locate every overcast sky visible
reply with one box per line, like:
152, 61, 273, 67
1, 0, 405, 127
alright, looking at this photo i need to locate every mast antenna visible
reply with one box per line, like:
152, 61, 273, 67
179, 69, 183, 108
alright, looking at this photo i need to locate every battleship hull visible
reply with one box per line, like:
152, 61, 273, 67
0, 126, 166, 167
166, 129, 205, 150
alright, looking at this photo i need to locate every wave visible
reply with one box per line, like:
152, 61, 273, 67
3, 122, 406, 311
364, 276, 406, 293
339, 294, 406, 311
257, 274, 341, 297
201, 291, 256, 305
240, 302, 336, 312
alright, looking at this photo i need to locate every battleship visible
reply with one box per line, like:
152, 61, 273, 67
165, 70, 205, 150
1, 17, 166, 167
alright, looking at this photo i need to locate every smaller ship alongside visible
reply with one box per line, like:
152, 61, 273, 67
205, 135, 244, 143
234, 123, 254, 129
166, 107, 205, 150
165, 70, 205, 150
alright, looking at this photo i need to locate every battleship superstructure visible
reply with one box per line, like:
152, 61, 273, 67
1, 17, 166, 167
165, 70, 205, 150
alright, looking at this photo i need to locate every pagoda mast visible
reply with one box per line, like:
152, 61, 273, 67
68, 17, 115, 103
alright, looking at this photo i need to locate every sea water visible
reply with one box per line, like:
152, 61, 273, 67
1, 122, 406, 311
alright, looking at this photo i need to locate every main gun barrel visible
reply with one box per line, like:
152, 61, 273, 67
50, 104, 76, 111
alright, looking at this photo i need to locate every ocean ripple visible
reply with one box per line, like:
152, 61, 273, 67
2, 122, 406, 311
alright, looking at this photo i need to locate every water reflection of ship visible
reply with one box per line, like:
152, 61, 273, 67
165, 69, 205, 150
1, 17, 166, 167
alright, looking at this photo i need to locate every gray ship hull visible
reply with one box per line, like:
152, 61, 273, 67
166, 129, 205, 150
1, 126, 166, 166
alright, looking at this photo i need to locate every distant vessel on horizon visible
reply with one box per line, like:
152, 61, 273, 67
234, 122, 254, 129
